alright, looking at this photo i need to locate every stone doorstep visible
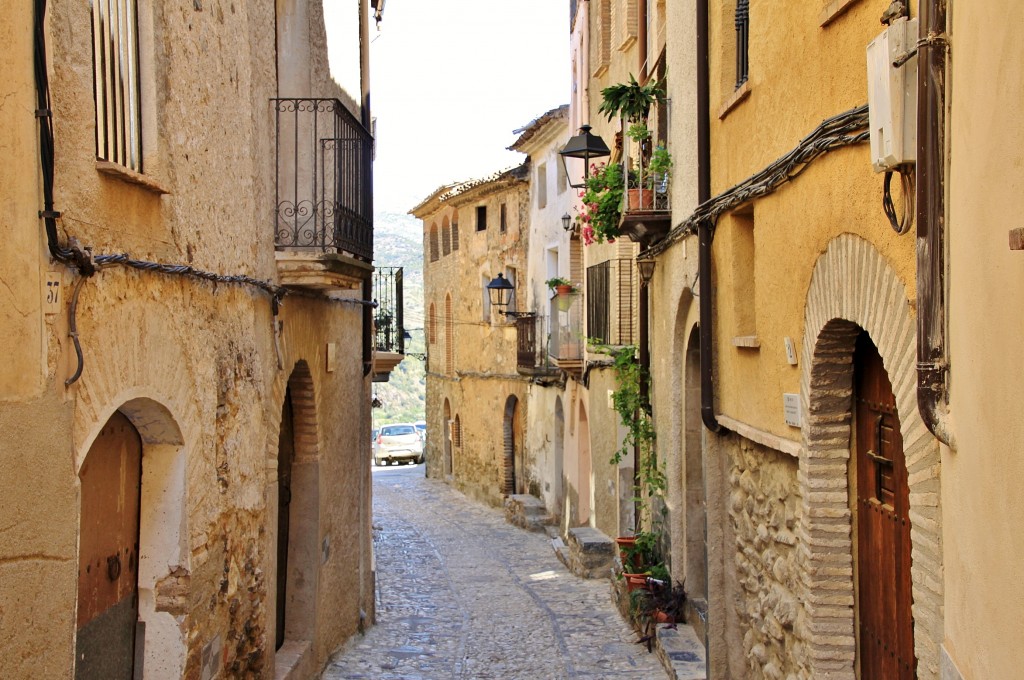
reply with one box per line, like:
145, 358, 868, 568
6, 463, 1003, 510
503, 494, 555, 533
611, 575, 707, 680
564, 527, 615, 579
274, 639, 313, 680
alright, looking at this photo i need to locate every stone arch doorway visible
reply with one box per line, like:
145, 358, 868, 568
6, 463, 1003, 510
854, 330, 915, 679
76, 412, 142, 679
577, 402, 592, 525
553, 396, 565, 519
798, 234, 941, 678
76, 397, 188, 680
682, 325, 707, 603
502, 395, 524, 495
274, 362, 321, 654
443, 398, 453, 478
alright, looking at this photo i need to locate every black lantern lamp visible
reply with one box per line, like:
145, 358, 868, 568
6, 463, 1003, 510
637, 258, 657, 286
561, 213, 573, 231
485, 272, 514, 308
559, 125, 611, 189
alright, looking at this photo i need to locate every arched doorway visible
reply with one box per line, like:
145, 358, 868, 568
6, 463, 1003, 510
854, 331, 915, 679
553, 397, 565, 519
443, 398, 453, 478
502, 395, 524, 495
577, 403, 592, 525
274, 363, 320, 654
683, 326, 707, 603
76, 411, 142, 679
275, 386, 295, 651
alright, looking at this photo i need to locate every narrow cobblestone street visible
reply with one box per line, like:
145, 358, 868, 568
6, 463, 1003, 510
321, 464, 665, 679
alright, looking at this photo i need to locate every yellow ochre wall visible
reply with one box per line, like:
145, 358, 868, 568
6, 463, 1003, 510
944, 1, 1024, 678
708, 0, 917, 441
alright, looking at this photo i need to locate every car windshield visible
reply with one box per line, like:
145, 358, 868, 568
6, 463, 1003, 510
414, 424, 425, 432
382, 425, 415, 436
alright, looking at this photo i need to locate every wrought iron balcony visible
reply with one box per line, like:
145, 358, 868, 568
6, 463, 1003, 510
549, 293, 584, 376
274, 98, 373, 261
586, 258, 636, 347
515, 314, 559, 377
618, 137, 672, 244
373, 267, 404, 354
371, 266, 404, 382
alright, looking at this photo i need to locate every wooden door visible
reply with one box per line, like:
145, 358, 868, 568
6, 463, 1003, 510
855, 333, 916, 679
276, 387, 295, 650
76, 411, 142, 680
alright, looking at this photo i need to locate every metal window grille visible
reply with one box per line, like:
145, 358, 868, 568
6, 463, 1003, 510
586, 259, 636, 345
735, 0, 750, 88
91, 0, 142, 171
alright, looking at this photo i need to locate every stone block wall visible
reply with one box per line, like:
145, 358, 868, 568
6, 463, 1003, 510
727, 438, 802, 680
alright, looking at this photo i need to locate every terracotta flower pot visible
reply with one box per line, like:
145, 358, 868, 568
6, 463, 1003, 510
627, 188, 654, 211
624, 573, 650, 593
555, 284, 574, 296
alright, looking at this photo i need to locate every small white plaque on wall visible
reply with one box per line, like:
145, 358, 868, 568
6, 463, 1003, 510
326, 342, 337, 373
783, 393, 802, 428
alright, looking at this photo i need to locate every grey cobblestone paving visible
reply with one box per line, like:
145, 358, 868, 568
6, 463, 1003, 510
321, 465, 665, 679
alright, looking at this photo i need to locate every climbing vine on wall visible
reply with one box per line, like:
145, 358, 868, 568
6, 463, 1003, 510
592, 342, 666, 528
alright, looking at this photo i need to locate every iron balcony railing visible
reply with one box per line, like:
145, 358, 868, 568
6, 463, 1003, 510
515, 314, 559, 375
622, 140, 671, 214
373, 267, 404, 354
273, 98, 373, 260
586, 259, 636, 346
549, 293, 584, 362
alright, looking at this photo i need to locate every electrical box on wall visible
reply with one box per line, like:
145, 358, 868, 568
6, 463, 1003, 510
867, 17, 919, 172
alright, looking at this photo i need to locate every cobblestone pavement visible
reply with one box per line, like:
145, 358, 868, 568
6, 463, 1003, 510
320, 464, 666, 680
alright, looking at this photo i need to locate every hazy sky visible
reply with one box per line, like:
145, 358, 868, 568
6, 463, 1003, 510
325, 0, 570, 215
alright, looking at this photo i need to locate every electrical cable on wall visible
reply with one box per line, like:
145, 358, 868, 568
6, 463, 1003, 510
641, 104, 871, 259
33, 0, 374, 387
882, 168, 915, 235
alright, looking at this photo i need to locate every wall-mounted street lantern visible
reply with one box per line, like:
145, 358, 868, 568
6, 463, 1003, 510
637, 258, 656, 286
561, 213, 573, 232
485, 272, 514, 308
559, 125, 611, 189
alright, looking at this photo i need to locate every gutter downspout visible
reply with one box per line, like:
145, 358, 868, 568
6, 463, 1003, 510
696, 0, 722, 435
639, 0, 648, 81
916, 0, 954, 447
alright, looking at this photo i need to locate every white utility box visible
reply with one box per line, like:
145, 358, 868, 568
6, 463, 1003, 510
866, 17, 919, 172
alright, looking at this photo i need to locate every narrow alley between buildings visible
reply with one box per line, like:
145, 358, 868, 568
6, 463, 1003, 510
320, 464, 666, 679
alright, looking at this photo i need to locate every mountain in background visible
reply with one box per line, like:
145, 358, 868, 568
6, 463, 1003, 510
374, 212, 426, 427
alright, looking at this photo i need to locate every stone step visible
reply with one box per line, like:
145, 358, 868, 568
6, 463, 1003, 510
503, 494, 554, 533
564, 527, 615, 579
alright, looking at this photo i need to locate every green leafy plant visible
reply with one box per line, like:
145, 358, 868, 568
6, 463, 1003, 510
576, 162, 624, 245
626, 122, 650, 143
544, 276, 574, 290
648, 145, 673, 186
598, 75, 666, 124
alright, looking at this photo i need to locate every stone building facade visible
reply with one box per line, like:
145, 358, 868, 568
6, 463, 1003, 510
643, 1, 946, 678
0, 0, 386, 678
412, 167, 532, 506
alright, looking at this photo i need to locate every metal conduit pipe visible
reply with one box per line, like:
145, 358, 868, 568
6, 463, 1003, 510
696, 0, 723, 435
916, 0, 955, 447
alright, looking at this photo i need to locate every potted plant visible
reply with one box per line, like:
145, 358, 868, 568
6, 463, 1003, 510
598, 75, 665, 126
648, 144, 673, 194
576, 162, 624, 245
544, 277, 576, 296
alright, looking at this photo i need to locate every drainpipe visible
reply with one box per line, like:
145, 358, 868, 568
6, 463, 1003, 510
359, 0, 371, 129
636, 270, 650, 532
916, 0, 954, 447
696, 0, 722, 435
638, 0, 648, 81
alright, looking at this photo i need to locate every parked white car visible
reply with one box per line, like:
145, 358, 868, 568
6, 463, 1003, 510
374, 423, 424, 466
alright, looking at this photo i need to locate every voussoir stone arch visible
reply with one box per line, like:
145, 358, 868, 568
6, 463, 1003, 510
796, 233, 943, 680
